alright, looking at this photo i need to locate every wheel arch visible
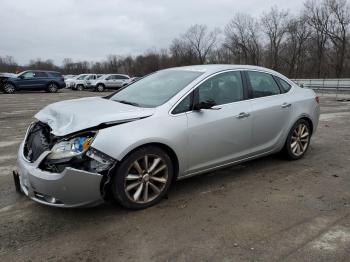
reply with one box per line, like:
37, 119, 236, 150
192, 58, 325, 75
4, 80, 17, 88
118, 142, 180, 181
297, 114, 314, 135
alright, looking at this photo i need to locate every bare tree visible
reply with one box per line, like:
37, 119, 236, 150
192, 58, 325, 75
281, 15, 312, 77
261, 7, 290, 70
0, 56, 18, 73
304, 0, 331, 77
183, 24, 220, 64
324, 0, 350, 77
224, 13, 262, 65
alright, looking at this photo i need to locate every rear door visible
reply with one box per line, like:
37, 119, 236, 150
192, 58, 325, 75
184, 71, 253, 173
104, 75, 116, 88
113, 75, 126, 88
32, 71, 49, 89
244, 70, 292, 154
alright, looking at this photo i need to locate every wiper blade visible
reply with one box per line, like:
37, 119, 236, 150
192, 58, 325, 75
115, 100, 140, 107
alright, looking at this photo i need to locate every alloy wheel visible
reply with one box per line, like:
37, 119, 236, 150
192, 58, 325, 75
290, 123, 310, 156
3, 84, 15, 94
48, 84, 58, 93
124, 154, 168, 204
97, 85, 104, 92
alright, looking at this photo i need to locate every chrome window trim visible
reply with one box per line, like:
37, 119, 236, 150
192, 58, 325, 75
169, 68, 295, 117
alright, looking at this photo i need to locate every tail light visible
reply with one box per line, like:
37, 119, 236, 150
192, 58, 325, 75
315, 96, 320, 104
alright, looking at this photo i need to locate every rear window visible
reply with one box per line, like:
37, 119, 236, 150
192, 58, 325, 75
277, 77, 292, 92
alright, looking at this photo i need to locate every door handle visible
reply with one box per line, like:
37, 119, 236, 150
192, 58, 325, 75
281, 103, 292, 108
236, 112, 250, 119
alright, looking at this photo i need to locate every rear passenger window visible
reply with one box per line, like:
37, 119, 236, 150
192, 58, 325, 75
247, 71, 280, 98
50, 72, 61, 78
277, 77, 292, 92
35, 72, 48, 78
115, 75, 129, 79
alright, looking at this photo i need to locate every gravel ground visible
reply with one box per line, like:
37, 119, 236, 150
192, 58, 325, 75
0, 89, 350, 261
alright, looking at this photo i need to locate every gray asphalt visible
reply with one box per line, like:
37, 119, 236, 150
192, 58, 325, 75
0, 90, 350, 261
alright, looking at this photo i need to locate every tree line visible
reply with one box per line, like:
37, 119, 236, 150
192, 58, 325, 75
1, 0, 350, 79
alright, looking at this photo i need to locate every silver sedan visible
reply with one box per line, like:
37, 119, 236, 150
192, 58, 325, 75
14, 65, 320, 209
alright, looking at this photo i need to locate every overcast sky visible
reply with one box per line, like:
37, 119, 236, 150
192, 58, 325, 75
0, 0, 304, 65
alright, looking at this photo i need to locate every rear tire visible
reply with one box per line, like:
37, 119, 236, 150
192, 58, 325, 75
76, 84, 84, 91
3, 83, 16, 94
111, 146, 173, 210
47, 83, 58, 93
96, 84, 105, 92
283, 119, 311, 160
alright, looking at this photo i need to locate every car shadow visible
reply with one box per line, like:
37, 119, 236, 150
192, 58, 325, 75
30, 153, 287, 216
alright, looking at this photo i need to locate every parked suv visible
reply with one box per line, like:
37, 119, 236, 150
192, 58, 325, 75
0, 70, 66, 94
89, 74, 131, 92
72, 74, 102, 91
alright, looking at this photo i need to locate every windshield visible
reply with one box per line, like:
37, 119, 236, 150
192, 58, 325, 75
109, 70, 203, 108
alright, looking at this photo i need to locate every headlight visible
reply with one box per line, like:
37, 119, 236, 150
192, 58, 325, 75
47, 136, 92, 160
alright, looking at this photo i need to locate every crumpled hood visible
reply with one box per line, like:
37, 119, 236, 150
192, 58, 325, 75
35, 97, 155, 136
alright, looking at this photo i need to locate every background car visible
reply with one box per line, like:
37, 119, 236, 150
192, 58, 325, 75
63, 74, 76, 80
64, 75, 78, 88
72, 74, 102, 91
67, 74, 87, 89
0, 70, 66, 94
89, 74, 131, 92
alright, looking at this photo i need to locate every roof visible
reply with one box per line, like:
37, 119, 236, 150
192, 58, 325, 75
167, 64, 288, 80
21, 70, 61, 73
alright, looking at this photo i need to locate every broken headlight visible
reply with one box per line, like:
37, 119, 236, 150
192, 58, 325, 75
86, 147, 115, 172
47, 136, 92, 160
42, 132, 115, 174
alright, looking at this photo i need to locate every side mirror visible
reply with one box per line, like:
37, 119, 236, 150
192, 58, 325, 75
194, 100, 217, 111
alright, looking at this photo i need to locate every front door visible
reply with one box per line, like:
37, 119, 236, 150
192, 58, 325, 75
16, 71, 37, 88
186, 71, 253, 174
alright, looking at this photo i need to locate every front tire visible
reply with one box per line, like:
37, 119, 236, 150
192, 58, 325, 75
284, 119, 311, 160
3, 83, 16, 94
76, 84, 84, 91
112, 146, 173, 209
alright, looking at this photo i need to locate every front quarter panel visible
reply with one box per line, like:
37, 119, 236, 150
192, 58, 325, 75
91, 113, 189, 177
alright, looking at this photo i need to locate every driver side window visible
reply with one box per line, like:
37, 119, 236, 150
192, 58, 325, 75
22, 72, 35, 79
197, 71, 244, 106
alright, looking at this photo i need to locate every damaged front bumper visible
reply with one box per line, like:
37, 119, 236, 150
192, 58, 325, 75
15, 123, 109, 208
16, 142, 104, 207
